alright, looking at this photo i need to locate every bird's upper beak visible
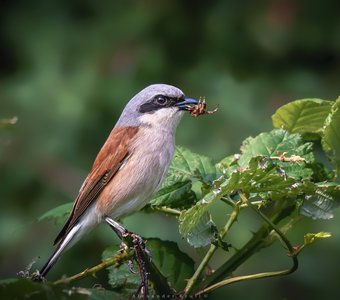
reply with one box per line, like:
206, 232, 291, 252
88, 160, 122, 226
175, 97, 199, 111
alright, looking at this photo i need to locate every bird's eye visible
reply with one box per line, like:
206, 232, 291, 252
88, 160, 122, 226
154, 95, 168, 106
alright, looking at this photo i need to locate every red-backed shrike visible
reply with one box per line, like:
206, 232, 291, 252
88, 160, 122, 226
35, 84, 198, 285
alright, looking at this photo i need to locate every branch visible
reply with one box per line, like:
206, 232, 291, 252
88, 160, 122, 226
199, 197, 296, 289
195, 266, 296, 296
195, 193, 298, 296
53, 248, 133, 285
244, 193, 298, 265
270, 152, 306, 162
149, 206, 181, 216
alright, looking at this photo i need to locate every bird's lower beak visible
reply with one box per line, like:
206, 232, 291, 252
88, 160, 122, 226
175, 97, 199, 111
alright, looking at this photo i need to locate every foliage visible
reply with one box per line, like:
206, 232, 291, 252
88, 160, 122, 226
102, 238, 194, 294
4, 96, 339, 299
272, 97, 340, 173
38, 202, 73, 225
0, 278, 122, 300
1, 2, 340, 299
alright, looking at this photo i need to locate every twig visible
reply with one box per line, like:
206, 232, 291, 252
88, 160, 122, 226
150, 206, 181, 216
221, 196, 264, 209
195, 267, 296, 296
53, 248, 132, 285
270, 152, 305, 162
242, 193, 298, 261
195, 193, 298, 297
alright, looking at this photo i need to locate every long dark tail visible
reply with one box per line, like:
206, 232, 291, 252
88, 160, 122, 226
37, 223, 82, 279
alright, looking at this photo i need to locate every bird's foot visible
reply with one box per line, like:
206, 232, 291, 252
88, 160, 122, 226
30, 271, 44, 282
127, 259, 136, 274
105, 217, 150, 299
130, 233, 149, 300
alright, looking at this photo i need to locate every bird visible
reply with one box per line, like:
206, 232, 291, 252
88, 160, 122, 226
34, 84, 198, 293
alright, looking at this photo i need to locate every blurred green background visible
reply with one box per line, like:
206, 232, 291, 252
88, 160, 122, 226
1, 0, 340, 299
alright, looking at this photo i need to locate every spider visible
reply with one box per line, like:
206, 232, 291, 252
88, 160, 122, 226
187, 97, 218, 117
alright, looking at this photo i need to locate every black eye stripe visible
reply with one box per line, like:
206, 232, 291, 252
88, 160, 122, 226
139, 95, 184, 113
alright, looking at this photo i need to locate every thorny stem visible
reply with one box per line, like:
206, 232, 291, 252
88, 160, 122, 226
183, 204, 240, 296
143, 205, 181, 216
151, 206, 181, 216
238, 200, 264, 208
200, 196, 296, 288
195, 193, 298, 297
198, 223, 271, 289
240, 193, 298, 261
221, 196, 263, 209
53, 248, 133, 285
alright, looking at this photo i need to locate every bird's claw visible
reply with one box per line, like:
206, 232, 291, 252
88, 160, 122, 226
30, 271, 44, 282
128, 259, 136, 274
144, 247, 152, 263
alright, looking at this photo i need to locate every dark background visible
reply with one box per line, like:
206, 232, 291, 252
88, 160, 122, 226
1, 1, 340, 299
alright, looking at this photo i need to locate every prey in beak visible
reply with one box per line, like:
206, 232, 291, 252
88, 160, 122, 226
176, 97, 219, 117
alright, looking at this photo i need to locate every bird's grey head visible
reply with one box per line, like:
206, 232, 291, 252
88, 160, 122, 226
115, 84, 198, 131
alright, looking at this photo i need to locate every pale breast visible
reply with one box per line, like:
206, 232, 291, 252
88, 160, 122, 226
96, 126, 175, 220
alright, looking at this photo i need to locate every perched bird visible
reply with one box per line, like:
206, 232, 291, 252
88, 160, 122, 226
35, 84, 198, 287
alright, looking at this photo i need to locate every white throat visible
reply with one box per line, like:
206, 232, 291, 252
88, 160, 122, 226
139, 108, 185, 133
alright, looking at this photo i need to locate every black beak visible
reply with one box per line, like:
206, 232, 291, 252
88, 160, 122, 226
175, 97, 199, 110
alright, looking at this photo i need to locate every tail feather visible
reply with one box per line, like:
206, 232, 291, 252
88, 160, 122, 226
39, 223, 82, 278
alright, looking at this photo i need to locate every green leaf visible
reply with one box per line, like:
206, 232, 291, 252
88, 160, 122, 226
172, 146, 217, 184
299, 182, 340, 220
215, 155, 238, 177
102, 245, 140, 295
304, 232, 332, 246
321, 97, 340, 171
300, 193, 336, 220
238, 129, 314, 180
179, 192, 220, 247
38, 202, 72, 225
0, 278, 121, 300
226, 157, 302, 201
71, 288, 122, 300
150, 180, 196, 209
146, 238, 195, 290
271, 98, 333, 139
180, 210, 217, 248
179, 156, 300, 246
103, 238, 195, 293
150, 147, 217, 208
102, 246, 133, 295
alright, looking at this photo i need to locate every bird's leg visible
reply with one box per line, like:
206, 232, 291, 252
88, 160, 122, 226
105, 217, 150, 299
107, 219, 138, 275
105, 217, 126, 238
